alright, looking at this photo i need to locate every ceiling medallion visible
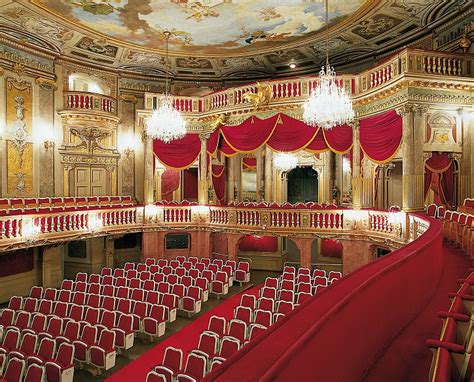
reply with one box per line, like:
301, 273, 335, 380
273, 152, 298, 173
145, 31, 186, 144
303, 0, 354, 130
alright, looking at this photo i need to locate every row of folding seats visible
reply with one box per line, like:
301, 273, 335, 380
6, 293, 159, 345
426, 271, 473, 381
282, 265, 342, 281
0, 196, 134, 216
0, 326, 75, 381
442, 211, 474, 258
0, 356, 46, 382
0, 310, 119, 376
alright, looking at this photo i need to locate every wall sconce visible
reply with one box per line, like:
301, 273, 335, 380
119, 132, 138, 157
43, 140, 55, 150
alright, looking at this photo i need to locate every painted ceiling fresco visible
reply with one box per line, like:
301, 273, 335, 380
33, 0, 365, 54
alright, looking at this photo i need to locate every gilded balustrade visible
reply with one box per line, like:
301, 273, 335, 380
64, 91, 116, 114
141, 49, 472, 119
0, 204, 430, 251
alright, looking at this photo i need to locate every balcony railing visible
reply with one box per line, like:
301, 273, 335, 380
142, 49, 471, 118
0, 204, 428, 251
64, 91, 116, 114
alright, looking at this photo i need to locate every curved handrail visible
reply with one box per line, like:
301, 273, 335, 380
204, 214, 442, 381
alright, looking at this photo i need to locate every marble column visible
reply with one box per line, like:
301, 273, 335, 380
459, 108, 472, 201
143, 136, 154, 205
256, 148, 264, 202
227, 233, 243, 262
291, 237, 313, 268
264, 147, 273, 201
104, 237, 115, 268
155, 168, 165, 201
399, 103, 426, 211
226, 156, 235, 201
341, 240, 376, 275
351, 120, 362, 209
198, 134, 208, 205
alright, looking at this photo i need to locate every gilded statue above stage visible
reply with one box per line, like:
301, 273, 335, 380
242, 82, 272, 111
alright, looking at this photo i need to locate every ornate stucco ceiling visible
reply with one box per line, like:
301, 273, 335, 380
0, 0, 470, 82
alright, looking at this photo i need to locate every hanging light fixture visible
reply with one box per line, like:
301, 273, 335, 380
303, 0, 354, 130
273, 152, 298, 173
145, 31, 187, 143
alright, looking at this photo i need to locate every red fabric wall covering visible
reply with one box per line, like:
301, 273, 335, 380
204, 216, 443, 382
360, 110, 402, 164
424, 153, 455, 206
161, 170, 180, 200
183, 168, 198, 200
0, 248, 34, 277
211, 165, 226, 204
320, 239, 343, 258
238, 236, 278, 252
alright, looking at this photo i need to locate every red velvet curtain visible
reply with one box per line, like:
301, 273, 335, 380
221, 116, 275, 153
212, 165, 226, 204
183, 168, 198, 201
424, 153, 455, 205
321, 239, 343, 258
242, 157, 257, 169
322, 124, 353, 154
360, 110, 402, 164
0, 248, 34, 277
239, 235, 278, 252
161, 170, 180, 200
305, 129, 329, 152
207, 129, 220, 156
153, 134, 201, 169
266, 114, 318, 152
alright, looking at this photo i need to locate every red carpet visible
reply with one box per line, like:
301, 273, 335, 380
106, 285, 261, 382
363, 243, 471, 382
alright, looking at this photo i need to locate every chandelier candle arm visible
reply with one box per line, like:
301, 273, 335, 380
145, 32, 187, 143
303, 0, 354, 130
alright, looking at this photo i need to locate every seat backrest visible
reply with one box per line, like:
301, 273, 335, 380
8, 295, 23, 310
240, 294, 256, 309
187, 286, 201, 300
3, 358, 25, 382
184, 353, 206, 379
163, 346, 183, 372
235, 306, 252, 322
19, 332, 37, 354
208, 315, 226, 336
38, 337, 56, 359
199, 332, 218, 354
81, 325, 98, 344
55, 342, 74, 366
31, 314, 46, 332
30, 286, 43, 299
220, 336, 240, 358
64, 321, 80, 341
228, 319, 247, 339
98, 330, 116, 350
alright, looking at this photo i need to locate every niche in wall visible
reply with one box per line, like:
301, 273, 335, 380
165, 233, 190, 250
0, 248, 35, 277
67, 240, 87, 259
287, 166, 318, 203
114, 233, 140, 250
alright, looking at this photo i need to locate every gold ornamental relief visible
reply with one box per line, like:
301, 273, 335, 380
6, 78, 32, 135
7, 141, 34, 195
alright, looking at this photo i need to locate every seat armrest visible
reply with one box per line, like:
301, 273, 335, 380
437, 311, 471, 322
448, 293, 474, 301
426, 339, 465, 353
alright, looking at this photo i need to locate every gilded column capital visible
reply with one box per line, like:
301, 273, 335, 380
35, 77, 57, 91
396, 103, 414, 117
198, 132, 210, 141
119, 93, 138, 104
412, 103, 429, 116
349, 119, 360, 130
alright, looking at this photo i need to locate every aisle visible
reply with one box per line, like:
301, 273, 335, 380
106, 284, 261, 382
363, 243, 471, 382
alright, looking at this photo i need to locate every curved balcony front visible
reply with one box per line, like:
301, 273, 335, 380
63, 91, 116, 115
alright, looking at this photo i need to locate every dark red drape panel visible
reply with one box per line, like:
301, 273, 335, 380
305, 129, 329, 152
266, 114, 318, 152
221, 116, 275, 153
322, 124, 353, 154
162, 170, 180, 200
242, 157, 257, 169
360, 110, 402, 164
153, 134, 201, 169
183, 168, 198, 200
212, 165, 226, 204
0, 248, 34, 277
207, 129, 220, 156
321, 239, 343, 258
440, 164, 455, 206
239, 236, 278, 252
425, 152, 452, 173
424, 171, 433, 199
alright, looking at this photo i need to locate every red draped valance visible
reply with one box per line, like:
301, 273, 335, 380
425, 152, 452, 173
360, 110, 402, 164
424, 153, 455, 206
153, 134, 201, 170
242, 157, 257, 169
207, 129, 220, 156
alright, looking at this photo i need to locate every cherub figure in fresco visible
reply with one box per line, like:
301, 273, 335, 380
68, 0, 120, 15
184, 2, 220, 22
258, 7, 281, 22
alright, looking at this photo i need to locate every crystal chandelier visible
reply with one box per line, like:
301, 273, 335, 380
273, 152, 298, 173
303, 0, 354, 130
145, 32, 186, 143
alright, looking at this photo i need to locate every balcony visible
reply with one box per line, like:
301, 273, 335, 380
64, 91, 116, 115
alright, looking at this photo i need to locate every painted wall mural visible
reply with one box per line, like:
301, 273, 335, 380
34, 0, 364, 54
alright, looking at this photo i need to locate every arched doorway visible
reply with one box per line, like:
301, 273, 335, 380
287, 167, 318, 203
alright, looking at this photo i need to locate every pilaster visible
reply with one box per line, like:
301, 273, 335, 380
143, 135, 154, 204
291, 237, 313, 268
264, 147, 273, 201
198, 133, 209, 204
351, 120, 362, 209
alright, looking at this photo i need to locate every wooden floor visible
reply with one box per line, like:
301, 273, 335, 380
74, 270, 279, 382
